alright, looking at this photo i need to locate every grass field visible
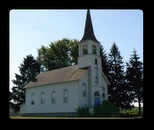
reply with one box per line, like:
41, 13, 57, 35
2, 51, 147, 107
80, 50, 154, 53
10, 106, 143, 119
10, 116, 142, 119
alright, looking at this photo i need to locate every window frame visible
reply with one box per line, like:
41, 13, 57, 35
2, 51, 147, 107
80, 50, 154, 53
83, 45, 88, 55
82, 83, 86, 97
51, 91, 56, 104
92, 45, 97, 54
41, 92, 45, 104
31, 93, 35, 105
102, 86, 105, 98
63, 89, 68, 103
95, 59, 97, 65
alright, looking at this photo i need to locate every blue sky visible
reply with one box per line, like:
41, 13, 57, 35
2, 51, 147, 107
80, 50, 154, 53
9, 9, 143, 91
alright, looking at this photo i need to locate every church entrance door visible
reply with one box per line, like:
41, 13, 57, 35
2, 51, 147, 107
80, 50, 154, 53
94, 91, 100, 107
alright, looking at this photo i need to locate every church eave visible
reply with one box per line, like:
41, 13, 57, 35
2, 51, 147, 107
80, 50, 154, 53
79, 39, 100, 44
101, 71, 110, 85
23, 65, 90, 89
24, 79, 79, 89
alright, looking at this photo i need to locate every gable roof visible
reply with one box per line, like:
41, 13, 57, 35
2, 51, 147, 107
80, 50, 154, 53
24, 65, 90, 89
101, 71, 110, 85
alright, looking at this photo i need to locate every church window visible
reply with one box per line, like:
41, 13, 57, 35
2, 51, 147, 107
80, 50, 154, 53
92, 45, 97, 54
41, 92, 45, 104
51, 91, 56, 104
31, 93, 35, 105
64, 90, 68, 103
102, 86, 105, 98
83, 45, 88, 55
82, 83, 86, 97
95, 59, 97, 65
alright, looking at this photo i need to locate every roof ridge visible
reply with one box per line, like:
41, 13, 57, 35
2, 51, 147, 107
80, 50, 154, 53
40, 65, 77, 74
64, 66, 78, 81
66, 66, 90, 81
24, 65, 89, 89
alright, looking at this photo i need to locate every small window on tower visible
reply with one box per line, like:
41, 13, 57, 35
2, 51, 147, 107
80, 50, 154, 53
92, 45, 96, 54
83, 45, 88, 55
95, 59, 97, 65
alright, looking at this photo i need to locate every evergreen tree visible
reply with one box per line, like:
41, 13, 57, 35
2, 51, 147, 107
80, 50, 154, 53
9, 91, 13, 109
125, 49, 143, 115
100, 44, 110, 77
10, 55, 40, 112
108, 42, 132, 109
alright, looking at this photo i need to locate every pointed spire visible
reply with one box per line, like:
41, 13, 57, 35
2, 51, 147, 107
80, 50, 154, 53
80, 9, 99, 43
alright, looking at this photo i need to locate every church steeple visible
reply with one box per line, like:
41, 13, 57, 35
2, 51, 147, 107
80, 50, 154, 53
78, 9, 101, 69
80, 9, 99, 43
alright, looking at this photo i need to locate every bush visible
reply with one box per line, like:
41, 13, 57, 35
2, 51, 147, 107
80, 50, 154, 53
94, 100, 120, 117
75, 100, 120, 117
75, 106, 90, 117
119, 109, 140, 117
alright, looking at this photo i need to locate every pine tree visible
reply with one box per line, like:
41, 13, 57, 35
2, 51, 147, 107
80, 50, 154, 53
108, 42, 132, 109
125, 49, 143, 115
100, 44, 110, 78
10, 55, 40, 112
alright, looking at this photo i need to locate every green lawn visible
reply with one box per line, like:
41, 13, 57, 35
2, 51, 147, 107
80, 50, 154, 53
10, 106, 143, 119
10, 116, 142, 119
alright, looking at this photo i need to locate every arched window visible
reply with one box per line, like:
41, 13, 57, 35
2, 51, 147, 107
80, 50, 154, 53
94, 91, 100, 97
51, 91, 56, 104
31, 93, 35, 105
82, 83, 86, 97
64, 89, 68, 103
41, 92, 45, 104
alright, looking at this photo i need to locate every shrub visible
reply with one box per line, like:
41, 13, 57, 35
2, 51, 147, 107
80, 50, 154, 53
119, 109, 140, 117
94, 100, 120, 117
75, 100, 120, 117
75, 106, 90, 117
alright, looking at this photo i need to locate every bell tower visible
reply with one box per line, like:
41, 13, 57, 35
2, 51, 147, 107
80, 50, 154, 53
78, 9, 104, 113
78, 9, 101, 70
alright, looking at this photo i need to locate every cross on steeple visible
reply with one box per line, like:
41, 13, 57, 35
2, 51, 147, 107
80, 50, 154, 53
95, 65, 100, 84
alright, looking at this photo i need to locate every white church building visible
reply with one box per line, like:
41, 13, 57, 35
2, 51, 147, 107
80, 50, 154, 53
20, 9, 110, 116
